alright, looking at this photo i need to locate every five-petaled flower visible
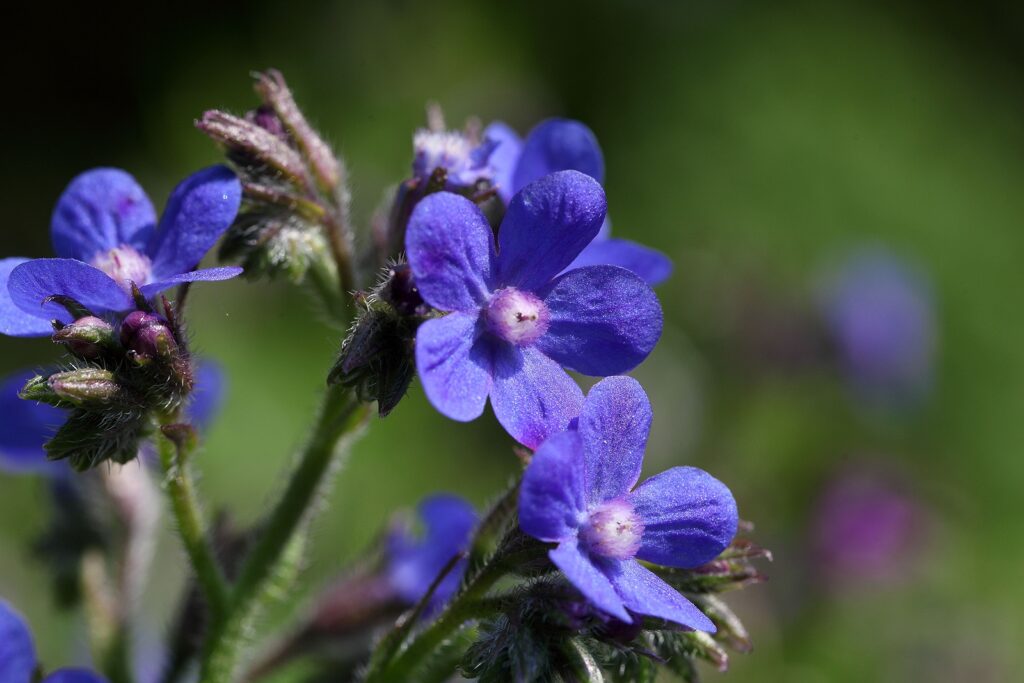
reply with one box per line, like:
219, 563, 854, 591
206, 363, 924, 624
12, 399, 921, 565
407, 170, 663, 448
0, 166, 242, 337
386, 494, 478, 609
1, 598, 107, 682
485, 118, 672, 286
518, 376, 738, 631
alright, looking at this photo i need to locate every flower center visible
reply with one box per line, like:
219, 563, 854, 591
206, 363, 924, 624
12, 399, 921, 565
485, 287, 550, 346
412, 129, 494, 186
580, 499, 645, 560
92, 245, 152, 291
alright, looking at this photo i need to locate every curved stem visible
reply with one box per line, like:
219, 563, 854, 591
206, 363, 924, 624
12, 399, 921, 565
200, 384, 368, 682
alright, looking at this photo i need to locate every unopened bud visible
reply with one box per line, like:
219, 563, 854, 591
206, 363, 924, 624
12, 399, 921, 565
196, 110, 309, 188
120, 311, 178, 362
246, 105, 288, 139
381, 263, 426, 317
22, 369, 127, 409
52, 316, 116, 359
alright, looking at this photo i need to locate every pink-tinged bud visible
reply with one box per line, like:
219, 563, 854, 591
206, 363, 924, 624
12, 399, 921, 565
120, 311, 178, 361
52, 316, 116, 359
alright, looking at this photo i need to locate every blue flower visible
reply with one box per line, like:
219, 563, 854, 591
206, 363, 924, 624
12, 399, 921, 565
0, 598, 107, 683
818, 248, 935, 403
485, 118, 672, 286
518, 376, 738, 631
0, 166, 243, 337
407, 170, 663, 448
0, 361, 226, 476
386, 494, 478, 608
412, 128, 498, 191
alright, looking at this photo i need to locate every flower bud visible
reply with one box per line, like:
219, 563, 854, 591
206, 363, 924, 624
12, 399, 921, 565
52, 316, 116, 359
120, 311, 178, 362
196, 110, 309, 188
21, 369, 129, 409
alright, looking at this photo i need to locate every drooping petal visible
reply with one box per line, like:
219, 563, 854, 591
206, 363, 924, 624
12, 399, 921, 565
512, 119, 605, 193
490, 344, 583, 448
536, 265, 662, 376
387, 494, 478, 606
8, 258, 131, 320
578, 376, 651, 505
549, 540, 630, 623
497, 171, 606, 293
0, 258, 57, 337
138, 266, 243, 299
628, 467, 738, 569
406, 192, 497, 311
0, 600, 37, 682
51, 168, 156, 262
0, 370, 67, 475
415, 312, 493, 422
188, 361, 226, 431
519, 430, 587, 542
606, 560, 715, 632
146, 166, 242, 279
43, 669, 109, 683
565, 238, 673, 287
483, 121, 524, 205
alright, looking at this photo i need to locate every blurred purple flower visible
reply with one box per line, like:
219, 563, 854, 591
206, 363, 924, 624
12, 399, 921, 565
407, 170, 662, 447
0, 598, 107, 683
819, 249, 936, 403
412, 128, 498, 191
0, 166, 242, 337
386, 494, 478, 609
518, 376, 738, 630
813, 466, 929, 586
485, 118, 672, 285
0, 361, 226, 476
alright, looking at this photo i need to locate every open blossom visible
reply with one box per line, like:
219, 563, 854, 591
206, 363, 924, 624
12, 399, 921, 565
518, 376, 738, 630
0, 166, 242, 337
1, 599, 107, 683
386, 494, 478, 608
485, 118, 672, 286
407, 170, 663, 447
412, 129, 498, 191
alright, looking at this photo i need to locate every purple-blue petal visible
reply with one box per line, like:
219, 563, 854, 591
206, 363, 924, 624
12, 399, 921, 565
519, 430, 587, 542
483, 121, 523, 205
536, 265, 662, 376
605, 560, 715, 632
565, 238, 673, 287
138, 266, 243, 299
512, 119, 605, 194
0, 599, 37, 682
579, 377, 651, 505
50, 168, 156, 263
44, 670, 110, 683
387, 494, 478, 606
490, 344, 583, 449
406, 192, 497, 311
549, 541, 631, 623
496, 171, 607, 293
415, 312, 492, 422
628, 467, 738, 569
0, 370, 68, 475
8, 258, 131, 320
146, 166, 242, 279
1, 258, 58, 337
187, 361, 226, 431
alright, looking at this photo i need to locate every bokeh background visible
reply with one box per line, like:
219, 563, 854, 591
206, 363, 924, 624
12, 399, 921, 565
2, 1, 1022, 680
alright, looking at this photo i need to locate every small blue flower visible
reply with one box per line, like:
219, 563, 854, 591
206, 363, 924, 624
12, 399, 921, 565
485, 119, 672, 286
407, 170, 663, 448
0, 166, 243, 337
386, 494, 478, 608
818, 248, 935, 403
0, 598, 107, 683
0, 361, 226, 476
518, 376, 738, 630
412, 129, 498, 191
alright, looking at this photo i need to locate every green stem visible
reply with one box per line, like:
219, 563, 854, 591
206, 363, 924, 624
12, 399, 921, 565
157, 420, 230, 620
200, 384, 368, 682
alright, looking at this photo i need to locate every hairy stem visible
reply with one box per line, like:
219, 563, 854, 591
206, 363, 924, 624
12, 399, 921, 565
200, 384, 368, 682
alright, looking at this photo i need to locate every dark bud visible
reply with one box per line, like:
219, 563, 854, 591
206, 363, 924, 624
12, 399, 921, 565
246, 105, 288, 139
120, 311, 178, 363
380, 263, 427, 317
52, 316, 116, 359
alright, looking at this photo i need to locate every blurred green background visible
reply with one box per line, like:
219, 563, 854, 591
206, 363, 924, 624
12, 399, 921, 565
1, 1, 1022, 680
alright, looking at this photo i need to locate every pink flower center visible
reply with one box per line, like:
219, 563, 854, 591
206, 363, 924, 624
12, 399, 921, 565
485, 287, 550, 346
92, 245, 152, 291
581, 499, 645, 560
